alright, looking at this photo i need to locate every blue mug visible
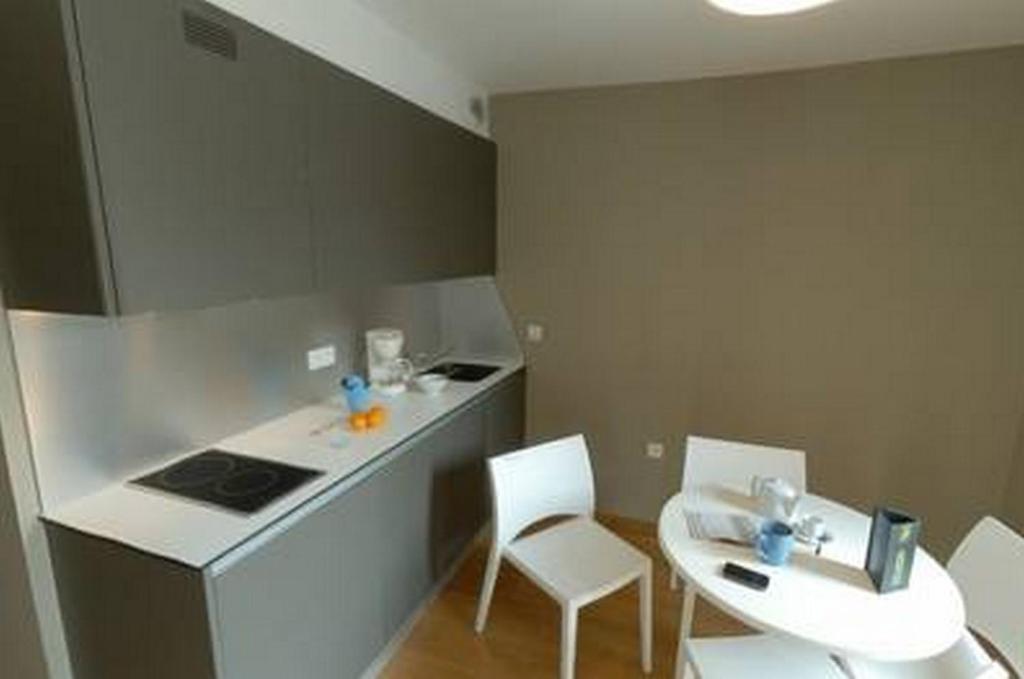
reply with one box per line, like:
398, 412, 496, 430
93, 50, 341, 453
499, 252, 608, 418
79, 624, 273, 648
756, 520, 795, 566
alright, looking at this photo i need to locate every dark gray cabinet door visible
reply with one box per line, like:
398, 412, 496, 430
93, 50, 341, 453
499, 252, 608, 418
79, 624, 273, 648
47, 526, 217, 679
0, 0, 109, 314
425, 401, 489, 577
212, 376, 521, 679
213, 478, 384, 679
308, 62, 418, 289
423, 115, 497, 280
308, 61, 496, 291
72, 0, 314, 314
486, 371, 526, 457
374, 440, 433, 639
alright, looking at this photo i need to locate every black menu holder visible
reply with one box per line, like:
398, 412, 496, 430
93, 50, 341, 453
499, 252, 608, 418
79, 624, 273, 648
864, 507, 921, 594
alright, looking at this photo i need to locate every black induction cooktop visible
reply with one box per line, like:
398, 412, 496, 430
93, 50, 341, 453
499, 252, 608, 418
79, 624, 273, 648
131, 449, 323, 514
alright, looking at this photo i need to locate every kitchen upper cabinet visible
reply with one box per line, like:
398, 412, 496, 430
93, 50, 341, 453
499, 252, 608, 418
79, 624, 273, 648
308, 61, 496, 291
308, 64, 417, 289
71, 0, 315, 313
3, 0, 495, 315
0, 0, 110, 314
427, 115, 498, 280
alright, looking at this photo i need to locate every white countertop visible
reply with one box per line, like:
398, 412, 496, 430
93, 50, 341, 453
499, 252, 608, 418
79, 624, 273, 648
44, 358, 523, 569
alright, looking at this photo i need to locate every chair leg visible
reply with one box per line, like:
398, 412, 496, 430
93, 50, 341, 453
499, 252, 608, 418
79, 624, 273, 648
832, 654, 855, 678
639, 567, 653, 674
674, 585, 697, 679
670, 569, 679, 591
561, 603, 578, 679
474, 546, 502, 634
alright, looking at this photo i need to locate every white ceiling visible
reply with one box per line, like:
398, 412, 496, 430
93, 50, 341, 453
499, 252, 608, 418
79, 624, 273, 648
352, 0, 1024, 93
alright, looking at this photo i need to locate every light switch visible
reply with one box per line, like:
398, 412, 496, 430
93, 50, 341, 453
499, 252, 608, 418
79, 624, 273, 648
526, 323, 545, 343
307, 345, 336, 371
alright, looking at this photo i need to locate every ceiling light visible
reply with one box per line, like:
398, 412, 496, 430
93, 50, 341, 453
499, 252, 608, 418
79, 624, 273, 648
706, 0, 840, 17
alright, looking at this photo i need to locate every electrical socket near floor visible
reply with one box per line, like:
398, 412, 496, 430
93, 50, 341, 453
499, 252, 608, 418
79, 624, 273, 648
307, 345, 336, 371
646, 442, 665, 460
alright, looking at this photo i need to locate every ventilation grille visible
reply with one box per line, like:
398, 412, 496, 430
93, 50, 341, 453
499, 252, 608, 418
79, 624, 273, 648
183, 11, 237, 60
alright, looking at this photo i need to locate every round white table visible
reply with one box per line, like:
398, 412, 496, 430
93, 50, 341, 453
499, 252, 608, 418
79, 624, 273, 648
658, 488, 965, 677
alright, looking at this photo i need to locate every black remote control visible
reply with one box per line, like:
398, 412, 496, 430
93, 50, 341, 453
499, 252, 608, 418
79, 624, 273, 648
722, 562, 770, 591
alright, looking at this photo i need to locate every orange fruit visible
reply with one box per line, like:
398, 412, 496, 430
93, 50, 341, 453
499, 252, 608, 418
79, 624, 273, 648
348, 412, 369, 432
367, 408, 386, 428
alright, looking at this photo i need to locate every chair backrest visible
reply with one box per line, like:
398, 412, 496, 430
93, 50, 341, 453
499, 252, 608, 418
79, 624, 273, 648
682, 435, 806, 494
947, 517, 1024, 675
487, 434, 596, 549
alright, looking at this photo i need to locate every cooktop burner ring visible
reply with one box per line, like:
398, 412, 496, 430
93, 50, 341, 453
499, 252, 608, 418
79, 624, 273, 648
158, 455, 237, 490
132, 449, 323, 514
214, 469, 281, 498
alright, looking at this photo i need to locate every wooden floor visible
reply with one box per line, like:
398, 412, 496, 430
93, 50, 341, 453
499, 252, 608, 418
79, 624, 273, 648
381, 515, 750, 678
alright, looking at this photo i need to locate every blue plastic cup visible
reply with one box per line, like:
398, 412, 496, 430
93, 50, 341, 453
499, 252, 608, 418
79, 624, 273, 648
341, 375, 372, 414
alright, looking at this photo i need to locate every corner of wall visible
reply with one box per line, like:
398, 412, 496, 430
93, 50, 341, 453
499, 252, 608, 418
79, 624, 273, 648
0, 295, 72, 679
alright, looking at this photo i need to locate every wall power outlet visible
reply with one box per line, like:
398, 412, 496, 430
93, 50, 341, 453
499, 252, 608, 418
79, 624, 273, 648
307, 345, 337, 372
646, 442, 665, 460
525, 323, 545, 343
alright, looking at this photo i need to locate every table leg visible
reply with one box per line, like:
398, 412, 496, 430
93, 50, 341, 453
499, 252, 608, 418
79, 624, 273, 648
831, 654, 856, 678
674, 584, 697, 679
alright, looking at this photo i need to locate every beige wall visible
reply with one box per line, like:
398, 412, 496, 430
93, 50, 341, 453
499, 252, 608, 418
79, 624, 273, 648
492, 46, 1024, 558
1006, 417, 1024, 533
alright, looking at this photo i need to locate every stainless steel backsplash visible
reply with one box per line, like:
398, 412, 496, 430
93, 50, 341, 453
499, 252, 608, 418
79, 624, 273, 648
8, 276, 519, 510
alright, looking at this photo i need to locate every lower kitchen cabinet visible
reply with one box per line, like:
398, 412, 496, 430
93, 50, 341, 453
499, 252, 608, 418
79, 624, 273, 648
427, 399, 488, 578
487, 370, 527, 458
375, 431, 434, 641
213, 477, 384, 679
46, 528, 219, 679
47, 370, 525, 679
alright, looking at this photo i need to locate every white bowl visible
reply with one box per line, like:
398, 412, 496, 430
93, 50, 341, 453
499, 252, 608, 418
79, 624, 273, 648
414, 374, 449, 396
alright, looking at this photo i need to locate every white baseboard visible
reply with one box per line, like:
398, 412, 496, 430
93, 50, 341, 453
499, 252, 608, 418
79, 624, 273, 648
360, 523, 490, 679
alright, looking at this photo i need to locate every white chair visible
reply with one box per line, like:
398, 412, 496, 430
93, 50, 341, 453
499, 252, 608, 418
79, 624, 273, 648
672, 436, 836, 679
670, 435, 807, 591
683, 634, 847, 678
841, 516, 1022, 679
680, 435, 807, 495
474, 434, 653, 679
684, 516, 1024, 679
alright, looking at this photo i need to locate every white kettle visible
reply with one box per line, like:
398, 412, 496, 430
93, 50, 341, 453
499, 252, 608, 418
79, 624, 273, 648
750, 476, 802, 524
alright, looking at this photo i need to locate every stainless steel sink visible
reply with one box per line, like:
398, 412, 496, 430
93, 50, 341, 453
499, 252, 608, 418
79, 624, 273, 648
421, 362, 501, 382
